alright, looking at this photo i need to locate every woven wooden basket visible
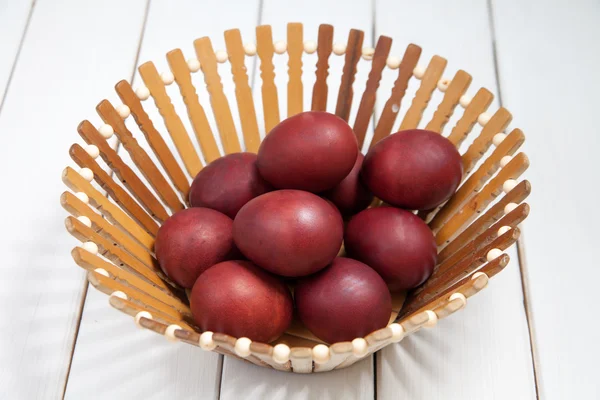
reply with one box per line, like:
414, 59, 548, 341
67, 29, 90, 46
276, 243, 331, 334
61, 23, 530, 373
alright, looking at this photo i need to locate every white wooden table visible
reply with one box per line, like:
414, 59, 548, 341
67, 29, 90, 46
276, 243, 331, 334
1, 0, 598, 398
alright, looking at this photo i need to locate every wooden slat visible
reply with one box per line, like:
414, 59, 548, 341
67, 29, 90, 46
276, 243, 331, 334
77, 119, 169, 223
71, 247, 185, 312
439, 180, 531, 262
224, 29, 261, 153
399, 55, 447, 130
87, 271, 191, 322
138, 61, 203, 176
436, 152, 530, 245
255, 25, 280, 134
425, 69, 472, 133
249, 343, 292, 372
438, 203, 529, 270
311, 24, 333, 112
412, 227, 520, 302
353, 35, 392, 147
97, 100, 184, 213
166, 48, 221, 163
290, 347, 313, 373
115, 80, 190, 198
461, 107, 512, 174
313, 342, 353, 372
287, 22, 304, 117
370, 43, 422, 148
108, 296, 195, 331
68, 143, 159, 236
403, 257, 502, 320
335, 29, 364, 121
446, 87, 494, 147
62, 166, 154, 250
430, 128, 525, 231
60, 191, 155, 268
66, 217, 168, 290
194, 37, 241, 154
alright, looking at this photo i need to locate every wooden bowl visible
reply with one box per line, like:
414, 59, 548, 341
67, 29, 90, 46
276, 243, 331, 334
60, 23, 530, 373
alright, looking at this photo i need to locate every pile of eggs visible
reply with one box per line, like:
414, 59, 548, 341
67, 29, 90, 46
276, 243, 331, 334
155, 111, 462, 344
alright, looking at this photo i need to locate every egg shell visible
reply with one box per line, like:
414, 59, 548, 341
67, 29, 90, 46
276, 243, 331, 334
323, 153, 373, 216
361, 129, 462, 210
233, 190, 343, 277
295, 257, 392, 343
257, 111, 358, 193
155, 208, 238, 288
344, 207, 437, 291
189, 152, 272, 218
190, 260, 293, 343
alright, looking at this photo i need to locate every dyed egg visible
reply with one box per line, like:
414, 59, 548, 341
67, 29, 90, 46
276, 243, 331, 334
295, 257, 392, 343
189, 152, 272, 218
154, 208, 238, 288
362, 129, 462, 210
344, 207, 437, 291
257, 111, 358, 192
323, 153, 373, 216
233, 190, 343, 277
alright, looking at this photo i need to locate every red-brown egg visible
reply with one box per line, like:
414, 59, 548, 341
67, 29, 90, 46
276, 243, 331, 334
233, 190, 343, 277
323, 153, 373, 216
190, 260, 293, 342
344, 207, 437, 291
295, 257, 392, 343
154, 208, 238, 288
362, 129, 462, 210
257, 111, 358, 192
189, 152, 272, 218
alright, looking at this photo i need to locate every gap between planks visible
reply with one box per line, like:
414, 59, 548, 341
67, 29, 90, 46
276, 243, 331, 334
486, 0, 539, 398
0, 0, 36, 114
59, 1, 153, 398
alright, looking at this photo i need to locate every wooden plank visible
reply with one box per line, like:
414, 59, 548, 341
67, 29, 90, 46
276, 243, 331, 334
0, 1, 148, 398
0, 0, 33, 102
221, 1, 376, 397
492, 0, 600, 398
375, 1, 536, 399
65, 1, 261, 398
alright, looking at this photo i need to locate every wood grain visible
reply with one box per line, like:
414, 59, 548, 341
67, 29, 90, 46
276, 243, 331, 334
138, 61, 203, 176
439, 180, 531, 262
70, 246, 184, 310
311, 24, 333, 112
60, 191, 155, 269
255, 25, 280, 134
115, 80, 190, 198
68, 143, 159, 236
335, 29, 364, 121
399, 55, 447, 130
461, 107, 512, 174
438, 203, 529, 270
62, 166, 154, 250
77, 120, 169, 223
446, 87, 494, 147
166, 48, 221, 163
403, 256, 504, 319
371, 43, 422, 148
287, 23, 304, 117
96, 100, 184, 213
65, 216, 167, 290
353, 35, 392, 147
108, 296, 195, 331
87, 270, 191, 322
425, 70, 472, 133
194, 37, 242, 154
429, 128, 525, 231
436, 152, 530, 245
224, 29, 261, 152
